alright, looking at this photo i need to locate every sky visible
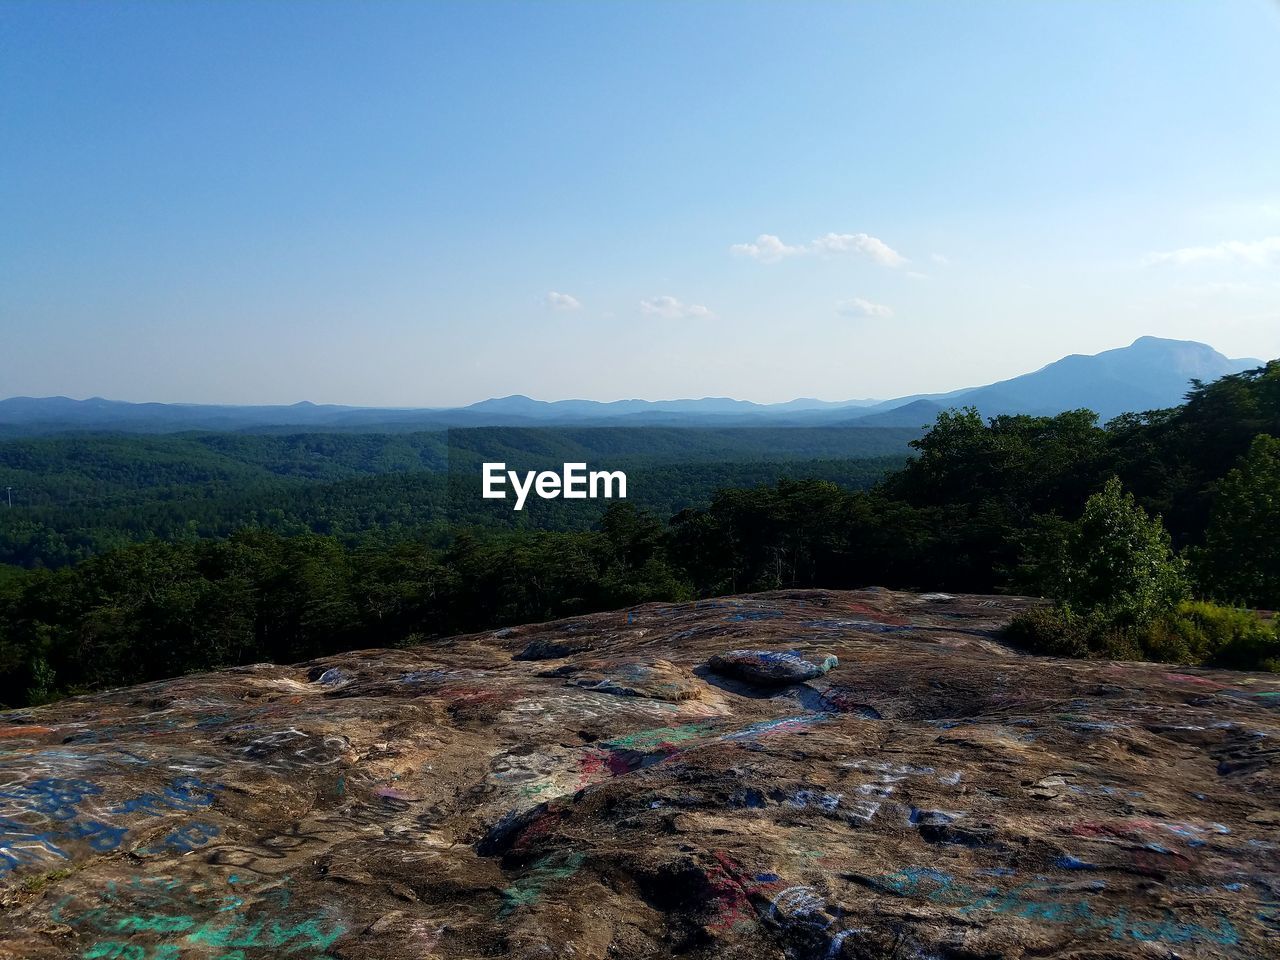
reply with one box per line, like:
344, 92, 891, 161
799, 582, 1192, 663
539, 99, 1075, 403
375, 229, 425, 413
2, 0, 1279, 406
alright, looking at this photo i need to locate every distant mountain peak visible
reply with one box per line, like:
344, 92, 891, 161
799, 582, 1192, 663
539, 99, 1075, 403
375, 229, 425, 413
854, 336, 1262, 425
1, 337, 1270, 435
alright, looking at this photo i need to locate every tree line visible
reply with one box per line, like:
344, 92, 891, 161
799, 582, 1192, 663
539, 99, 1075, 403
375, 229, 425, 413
1, 362, 1277, 706
0, 426, 909, 569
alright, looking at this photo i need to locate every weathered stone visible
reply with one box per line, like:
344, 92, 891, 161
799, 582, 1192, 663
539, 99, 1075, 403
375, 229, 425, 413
706, 648, 838, 685
541, 658, 706, 702
515, 636, 598, 660
0, 588, 1276, 960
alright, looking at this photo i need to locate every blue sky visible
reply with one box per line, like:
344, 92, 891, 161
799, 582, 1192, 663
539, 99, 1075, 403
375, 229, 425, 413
2, 0, 1279, 405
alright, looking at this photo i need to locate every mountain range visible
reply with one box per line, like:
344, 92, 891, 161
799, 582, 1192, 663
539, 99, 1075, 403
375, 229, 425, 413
0, 337, 1265, 436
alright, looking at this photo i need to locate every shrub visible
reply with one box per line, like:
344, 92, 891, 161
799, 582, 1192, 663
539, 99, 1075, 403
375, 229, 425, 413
1051, 477, 1188, 627
1147, 601, 1280, 672
1006, 599, 1279, 672
1008, 477, 1196, 663
1002, 605, 1091, 658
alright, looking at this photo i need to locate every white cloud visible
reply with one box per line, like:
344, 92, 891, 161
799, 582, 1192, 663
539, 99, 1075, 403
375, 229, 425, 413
810, 233, 906, 266
931, 253, 950, 265
730, 231, 905, 267
640, 295, 715, 319
837, 297, 894, 319
729, 234, 805, 263
544, 291, 582, 310
1145, 237, 1280, 267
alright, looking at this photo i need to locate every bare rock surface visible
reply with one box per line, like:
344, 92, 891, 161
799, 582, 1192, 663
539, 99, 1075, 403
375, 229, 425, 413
706, 650, 839, 685
0, 588, 1277, 959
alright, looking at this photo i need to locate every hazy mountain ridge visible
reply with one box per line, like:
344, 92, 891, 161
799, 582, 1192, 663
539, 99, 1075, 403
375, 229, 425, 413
1, 338, 1265, 435
911, 336, 1264, 422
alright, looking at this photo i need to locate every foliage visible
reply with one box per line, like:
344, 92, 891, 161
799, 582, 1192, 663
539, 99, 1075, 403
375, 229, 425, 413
1197, 434, 1280, 608
0, 510, 692, 707
1107, 360, 1280, 545
1005, 600, 1279, 672
1141, 601, 1280, 671
1001, 604, 1092, 659
1034, 477, 1187, 628
0, 428, 903, 568
888, 406, 1108, 516
1, 359, 1278, 706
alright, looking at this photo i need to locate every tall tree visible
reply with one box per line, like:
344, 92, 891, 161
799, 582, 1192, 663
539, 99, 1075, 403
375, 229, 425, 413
1200, 434, 1280, 608
1046, 477, 1188, 626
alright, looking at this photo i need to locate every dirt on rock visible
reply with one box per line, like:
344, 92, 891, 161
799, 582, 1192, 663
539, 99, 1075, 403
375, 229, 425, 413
0, 589, 1277, 959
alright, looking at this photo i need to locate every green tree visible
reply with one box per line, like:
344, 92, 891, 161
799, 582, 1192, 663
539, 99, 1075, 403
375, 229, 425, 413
1047, 477, 1188, 626
1199, 434, 1280, 608
889, 407, 1107, 515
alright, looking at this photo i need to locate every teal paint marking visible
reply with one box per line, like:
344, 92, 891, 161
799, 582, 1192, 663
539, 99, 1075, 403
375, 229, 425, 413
500, 852, 586, 918
54, 873, 345, 959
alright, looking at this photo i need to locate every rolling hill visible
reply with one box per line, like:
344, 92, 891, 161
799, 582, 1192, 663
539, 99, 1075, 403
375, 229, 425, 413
0, 337, 1265, 435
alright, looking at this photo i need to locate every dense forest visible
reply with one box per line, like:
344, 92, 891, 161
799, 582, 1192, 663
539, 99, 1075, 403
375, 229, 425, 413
0, 428, 910, 567
1, 362, 1277, 707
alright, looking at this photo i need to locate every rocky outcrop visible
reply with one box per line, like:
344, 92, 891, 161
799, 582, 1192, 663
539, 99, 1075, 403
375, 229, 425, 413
0, 589, 1276, 959
706, 649, 838, 685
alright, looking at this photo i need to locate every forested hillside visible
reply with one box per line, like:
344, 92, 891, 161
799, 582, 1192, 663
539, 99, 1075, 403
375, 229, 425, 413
0, 457, 901, 567
0, 362, 1276, 706
0, 425, 909, 567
